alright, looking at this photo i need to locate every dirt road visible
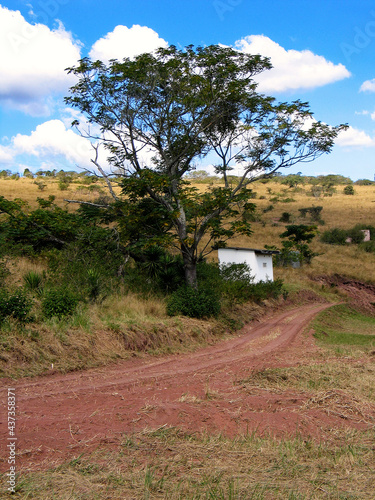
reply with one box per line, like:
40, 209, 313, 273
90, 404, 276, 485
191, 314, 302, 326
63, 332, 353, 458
2, 302, 369, 472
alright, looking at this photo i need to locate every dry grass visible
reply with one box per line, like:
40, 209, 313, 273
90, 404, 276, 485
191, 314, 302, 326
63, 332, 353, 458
1, 178, 375, 498
1, 177, 375, 282
0, 290, 230, 378
3, 426, 374, 499
0, 177, 117, 209
220, 182, 375, 283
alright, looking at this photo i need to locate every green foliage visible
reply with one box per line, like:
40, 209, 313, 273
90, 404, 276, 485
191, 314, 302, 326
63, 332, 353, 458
42, 288, 79, 319
34, 180, 47, 191
298, 206, 323, 223
166, 285, 221, 319
279, 212, 291, 223
306, 174, 352, 186
0, 258, 10, 286
86, 269, 104, 302
58, 180, 70, 191
0, 169, 11, 178
360, 240, 375, 253
321, 228, 348, 245
23, 271, 43, 291
166, 261, 284, 318
354, 178, 375, 185
343, 184, 355, 195
0, 289, 33, 323
346, 226, 365, 244
247, 278, 284, 302
321, 224, 374, 246
278, 224, 318, 265
65, 45, 344, 287
281, 174, 305, 188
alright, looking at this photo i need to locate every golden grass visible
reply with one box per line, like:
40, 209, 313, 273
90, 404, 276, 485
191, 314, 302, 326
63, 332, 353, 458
219, 182, 375, 283
0, 177, 116, 209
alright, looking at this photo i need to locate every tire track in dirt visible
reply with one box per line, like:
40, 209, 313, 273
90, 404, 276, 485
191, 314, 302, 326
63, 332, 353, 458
1, 303, 345, 471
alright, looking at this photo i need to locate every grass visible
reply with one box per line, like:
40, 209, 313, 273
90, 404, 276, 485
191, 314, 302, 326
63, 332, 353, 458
1, 178, 375, 496
3, 426, 374, 499
312, 304, 375, 353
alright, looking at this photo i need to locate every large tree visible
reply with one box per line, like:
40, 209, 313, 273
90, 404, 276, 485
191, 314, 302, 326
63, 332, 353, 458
65, 44, 345, 287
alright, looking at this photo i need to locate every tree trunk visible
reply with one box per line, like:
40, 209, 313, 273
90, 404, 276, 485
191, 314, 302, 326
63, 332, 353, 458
182, 248, 198, 288
184, 261, 198, 288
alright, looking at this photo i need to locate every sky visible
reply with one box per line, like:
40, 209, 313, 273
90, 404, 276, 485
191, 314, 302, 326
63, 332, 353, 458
1, 0, 375, 180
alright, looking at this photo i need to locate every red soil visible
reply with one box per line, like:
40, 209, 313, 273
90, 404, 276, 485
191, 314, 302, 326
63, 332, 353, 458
1, 303, 373, 472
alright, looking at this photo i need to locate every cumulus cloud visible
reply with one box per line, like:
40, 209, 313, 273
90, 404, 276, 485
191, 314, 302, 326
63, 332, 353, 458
0, 145, 14, 164
235, 35, 351, 93
336, 126, 375, 148
360, 79, 375, 92
0, 6, 81, 115
89, 24, 168, 63
3, 120, 95, 169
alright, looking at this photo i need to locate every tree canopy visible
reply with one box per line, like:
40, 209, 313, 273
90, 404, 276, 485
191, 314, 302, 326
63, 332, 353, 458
65, 44, 346, 286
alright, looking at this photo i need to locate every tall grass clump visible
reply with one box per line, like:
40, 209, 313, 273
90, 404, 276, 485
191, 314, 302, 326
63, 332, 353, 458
23, 270, 43, 292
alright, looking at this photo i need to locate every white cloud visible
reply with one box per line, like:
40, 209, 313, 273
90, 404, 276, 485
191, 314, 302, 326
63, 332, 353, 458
336, 126, 375, 148
7, 120, 96, 169
0, 145, 14, 164
235, 35, 351, 93
360, 79, 375, 92
89, 24, 168, 63
0, 6, 81, 115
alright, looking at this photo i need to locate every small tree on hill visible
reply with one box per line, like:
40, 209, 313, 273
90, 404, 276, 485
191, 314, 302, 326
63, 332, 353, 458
65, 44, 346, 287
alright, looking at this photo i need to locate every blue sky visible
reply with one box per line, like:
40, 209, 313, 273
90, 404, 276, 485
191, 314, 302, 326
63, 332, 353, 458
1, 0, 375, 180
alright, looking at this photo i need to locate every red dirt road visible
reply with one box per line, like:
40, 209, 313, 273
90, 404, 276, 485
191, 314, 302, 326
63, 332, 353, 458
1, 303, 372, 472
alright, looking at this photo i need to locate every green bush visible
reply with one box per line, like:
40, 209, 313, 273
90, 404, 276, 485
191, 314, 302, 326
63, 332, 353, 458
279, 212, 291, 223
166, 286, 221, 319
346, 227, 365, 244
321, 228, 348, 245
354, 179, 374, 186
42, 288, 79, 319
343, 185, 355, 195
247, 279, 284, 302
0, 289, 33, 322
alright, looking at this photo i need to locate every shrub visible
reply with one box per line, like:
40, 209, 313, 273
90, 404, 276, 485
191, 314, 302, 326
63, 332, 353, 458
166, 286, 220, 319
0, 289, 33, 322
248, 278, 284, 302
42, 288, 79, 319
279, 212, 291, 223
343, 185, 355, 195
321, 228, 348, 245
58, 180, 70, 191
346, 226, 365, 244
263, 204, 274, 213
354, 179, 374, 185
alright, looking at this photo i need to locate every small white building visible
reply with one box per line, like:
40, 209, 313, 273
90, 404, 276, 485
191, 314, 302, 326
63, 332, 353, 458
218, 247, 279, 283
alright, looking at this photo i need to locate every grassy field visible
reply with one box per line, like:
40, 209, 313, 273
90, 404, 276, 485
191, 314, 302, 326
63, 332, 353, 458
1, 176, 375, 376
1, 176, 375, 498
